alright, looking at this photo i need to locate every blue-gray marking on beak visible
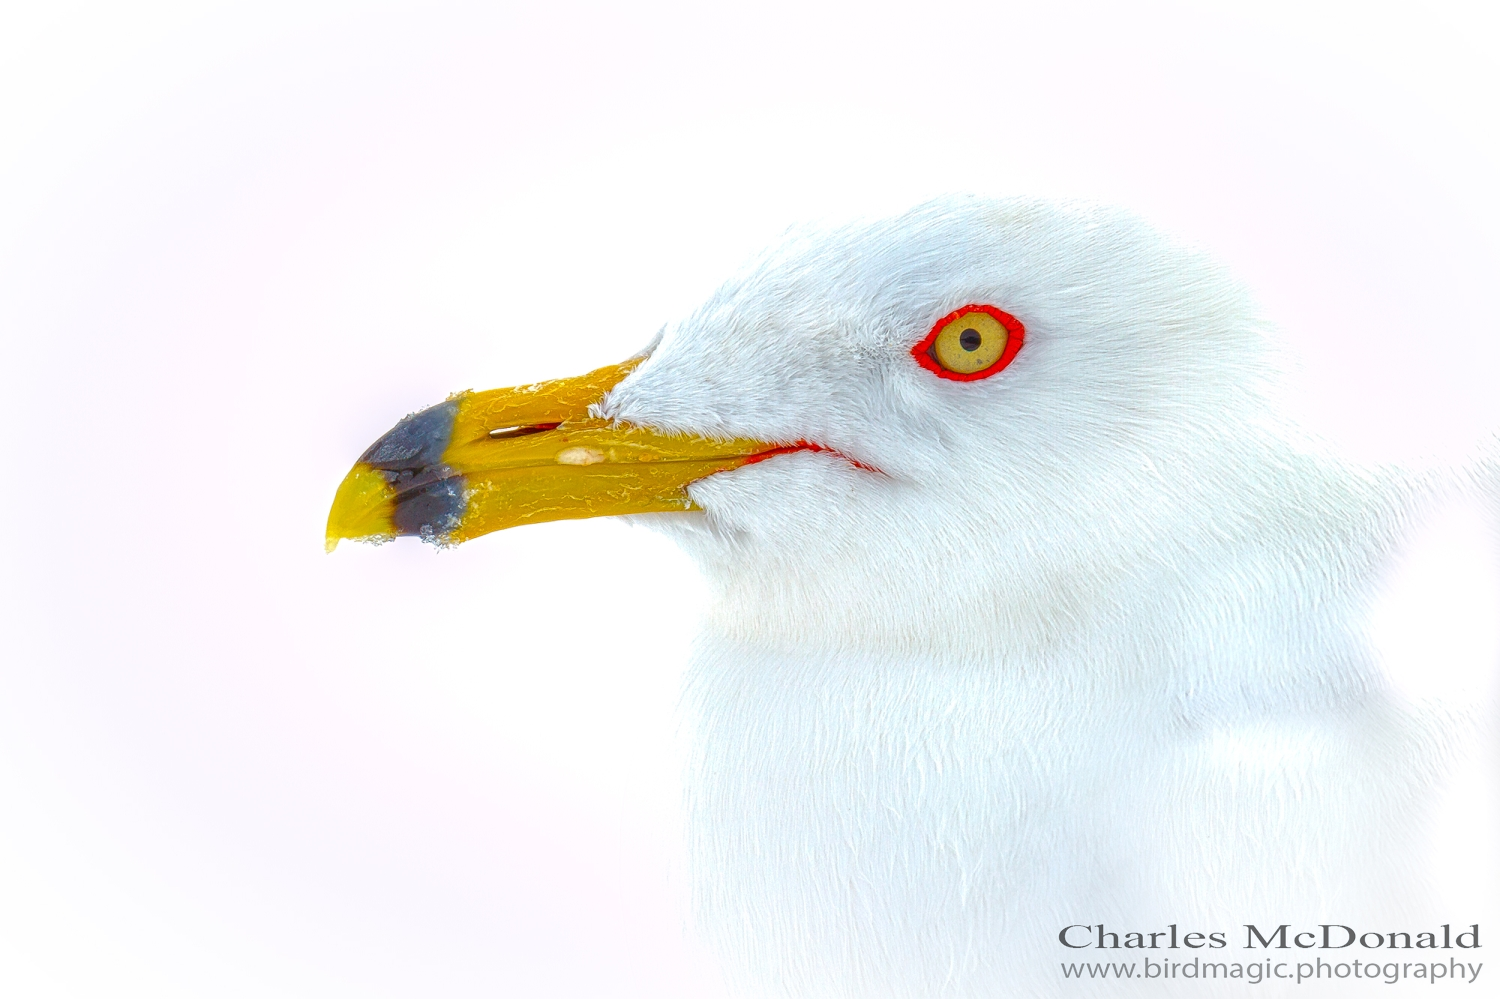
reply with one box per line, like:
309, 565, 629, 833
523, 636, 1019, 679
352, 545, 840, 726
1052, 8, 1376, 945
359, 399, 466, 538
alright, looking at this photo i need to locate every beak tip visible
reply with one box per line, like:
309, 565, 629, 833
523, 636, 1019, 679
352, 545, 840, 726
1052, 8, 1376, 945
326, 462, 398, 551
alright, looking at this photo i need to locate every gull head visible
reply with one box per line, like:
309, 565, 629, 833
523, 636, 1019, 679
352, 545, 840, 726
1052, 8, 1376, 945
329, 197, 1282, 649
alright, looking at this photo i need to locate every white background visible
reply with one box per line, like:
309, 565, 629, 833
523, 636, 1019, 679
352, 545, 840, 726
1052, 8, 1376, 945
3, 2, 1498, 996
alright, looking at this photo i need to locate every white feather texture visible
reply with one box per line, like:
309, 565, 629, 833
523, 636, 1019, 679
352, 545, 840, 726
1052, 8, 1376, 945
594, 198, 1500, 997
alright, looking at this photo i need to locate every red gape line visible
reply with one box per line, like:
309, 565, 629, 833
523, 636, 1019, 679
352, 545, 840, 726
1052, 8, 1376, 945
743, 441, 884, 474
910, 303, 1026, 381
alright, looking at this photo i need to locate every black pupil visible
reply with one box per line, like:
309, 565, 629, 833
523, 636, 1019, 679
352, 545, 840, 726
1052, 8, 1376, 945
959, 328, 982, 351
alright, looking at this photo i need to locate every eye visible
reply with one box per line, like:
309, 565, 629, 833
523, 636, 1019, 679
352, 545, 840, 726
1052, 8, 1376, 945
911, 304, 1025, 381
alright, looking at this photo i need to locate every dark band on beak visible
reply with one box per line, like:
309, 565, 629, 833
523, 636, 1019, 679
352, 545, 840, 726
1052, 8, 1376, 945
358, 400, 466, 538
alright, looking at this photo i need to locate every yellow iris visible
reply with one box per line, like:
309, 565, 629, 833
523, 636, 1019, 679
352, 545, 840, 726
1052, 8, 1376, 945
932, 311, 1009, 374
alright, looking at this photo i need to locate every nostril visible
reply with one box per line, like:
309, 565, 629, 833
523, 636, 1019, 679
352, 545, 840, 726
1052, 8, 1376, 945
488, 422, 562, 440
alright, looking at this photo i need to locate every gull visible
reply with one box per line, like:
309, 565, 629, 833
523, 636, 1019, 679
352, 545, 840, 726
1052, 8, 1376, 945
327, 198, 1499, 997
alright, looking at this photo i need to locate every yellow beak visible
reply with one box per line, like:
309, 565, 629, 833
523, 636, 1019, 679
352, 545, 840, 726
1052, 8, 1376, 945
326, 355, 780, 550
